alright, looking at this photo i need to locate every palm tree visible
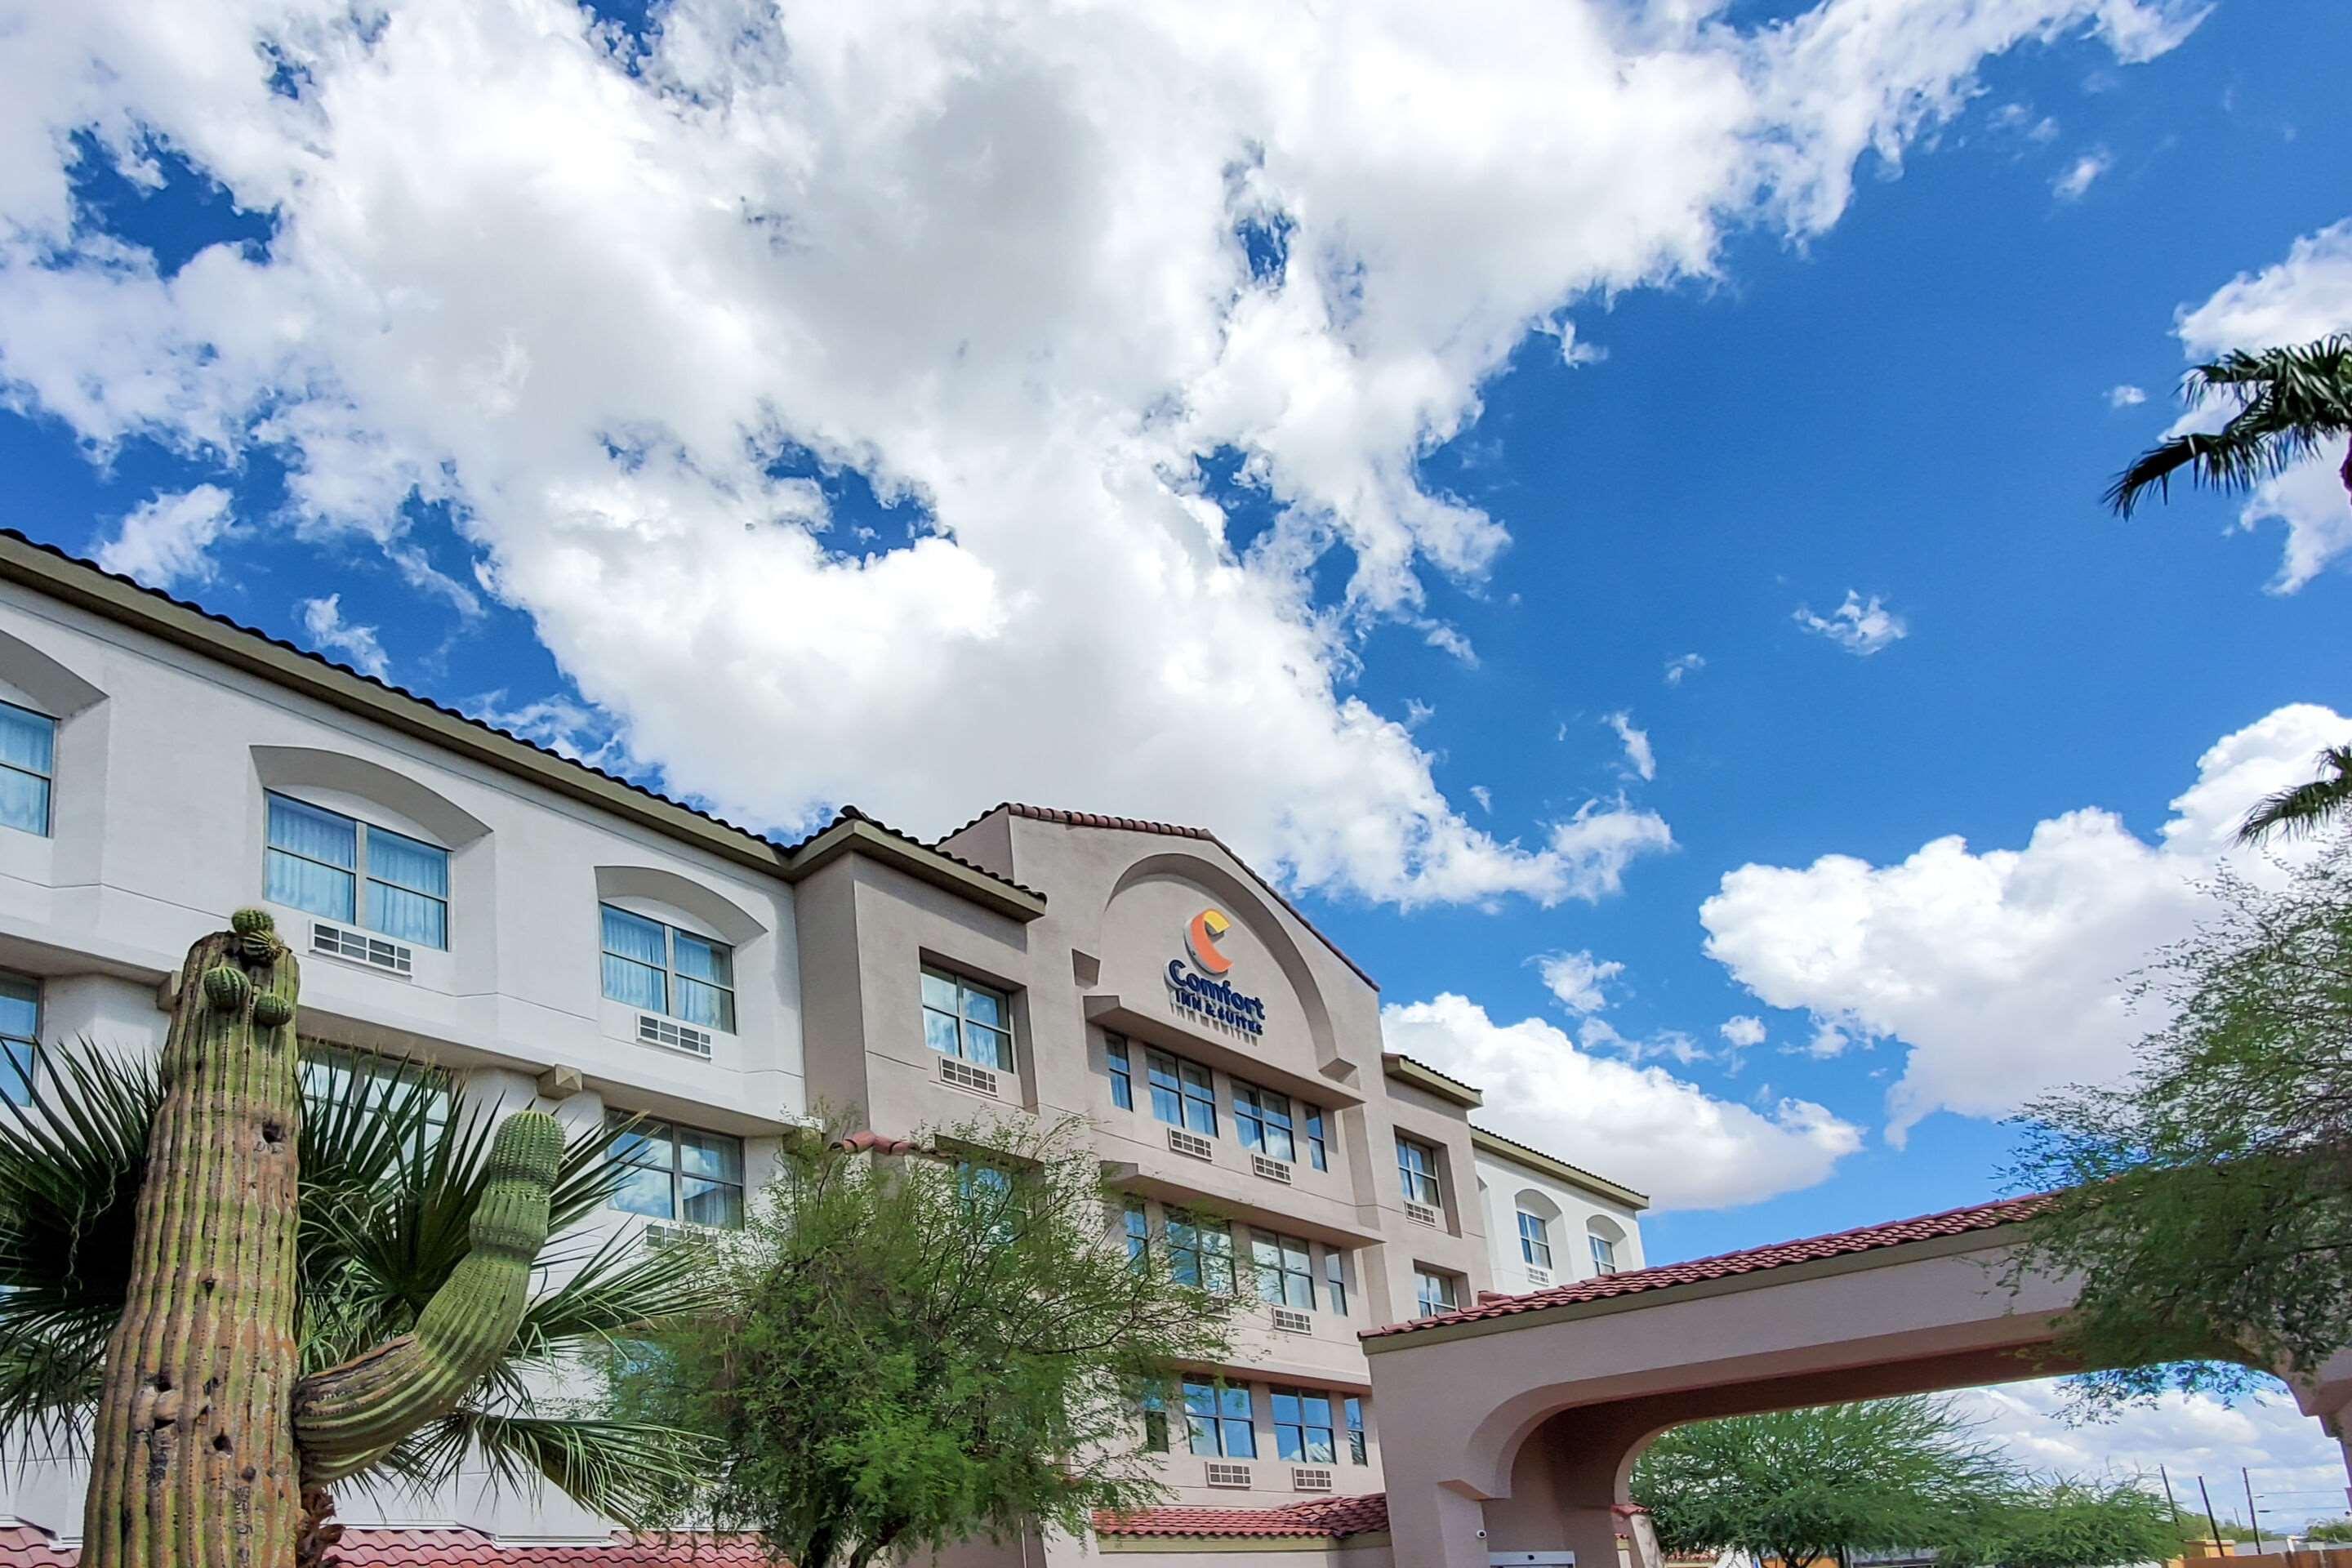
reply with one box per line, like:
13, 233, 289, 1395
0, 1038, 712, 1539
2238, 744, 2352, 846
2105, 336, 2352, 519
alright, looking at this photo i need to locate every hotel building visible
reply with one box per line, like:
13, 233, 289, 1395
0, 529, 1646, 1566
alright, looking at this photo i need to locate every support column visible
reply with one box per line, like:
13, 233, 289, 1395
1383, 1476, 1496, 1568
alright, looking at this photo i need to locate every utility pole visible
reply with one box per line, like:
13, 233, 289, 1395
2244, 1469, 2266, 1554
2200, 1475, 2230, 1558
2163, 1466, 2190, 1544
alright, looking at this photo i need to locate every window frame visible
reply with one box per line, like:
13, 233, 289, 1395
1271, 1385, 1337, 1464
0, 970, 38, 1107
0, 699, 56, 840
1147, 1049, 1218, 1137
1304, 1104, 1329, 1171
1251, 1230, 1316, 1311
265, 791, 452, 951
1590, 1229, 1620, 1275
1344, 1396, 1368, 1465
1233, 1081, 1297, 1163
1166, 1209, 1236, 1294
1122, 1197, 1151, 1267
921, 965, 1013, 1071
602, 903, 738, 1033
1517, 1209, 1554, 1270
1414, 1267, 1459, 1318
1323, 1246, 1349, 1317
1396, 1134, 1442, 1207
606, 1111, 747, 1230
1140, 1383, 1172, 1453
1183, 1379, 1257, 1459
1107, 1031, 1134, 1110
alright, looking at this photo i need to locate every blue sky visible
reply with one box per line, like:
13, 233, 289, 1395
6, 0, 2352, 1509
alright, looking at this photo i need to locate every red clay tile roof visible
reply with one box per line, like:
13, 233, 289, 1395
1093, 1493, 1390, 1539
0, 1527, 770, 1568
1362, 1193, 2051, 1339
953, 804, 1379, 989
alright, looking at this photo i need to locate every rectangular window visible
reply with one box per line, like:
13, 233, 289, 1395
1233, 1082, 1296, 1163
1518, 1210, 1554, 1270
1140, 1383, 1170, 1453
1183, 1379, 1256, 1459
608, 1112, 746, 1229
1344, 1396, 1367, 1465
1123, 1198, 1150, 1267
1271, 1387, 1336, 1464
1323, 1247, 1349, 1317
1166, 1210, 1236, 1294
1107, 1032, 1134, 1110
1304, 1105, 1329, 1172
1147, 1049, 1216, 1136
921, 966, 1013, 1071
301, 1045, 451, 1155
267, 792, 451, 949
1252, 1232, 1315, 1311
1414, 1268, 1459, 1318
602, 905, 737, 1032
0, 701, 56, 839
1396, 1134, 1441, 1207
1591, 1232, 1619, 1275
0, 972, 38, 1106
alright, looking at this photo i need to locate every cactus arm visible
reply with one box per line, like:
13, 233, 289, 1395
290, 1109, 563, 1482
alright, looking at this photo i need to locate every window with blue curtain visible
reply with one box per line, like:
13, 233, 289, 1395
1518, 1209, 1554, 1269
0, 972, 38, 1107
607, 1111, 745, 1229
600, 904, 737, 1031
0, 701, 56, 838
265, 792, 449, 948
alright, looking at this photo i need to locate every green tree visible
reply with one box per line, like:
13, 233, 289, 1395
1963, 1477, 2182, 1568
2105, 336, 2352, 523
2007, 841, 2352, 1411
1631, 1396, 2016, 1568
0, 1031, 710, 1552
613, 1116, 1240, 1568
2300, 1518, 2352, 1542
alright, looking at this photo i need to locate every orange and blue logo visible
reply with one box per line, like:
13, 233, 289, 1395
1169, 907, 1265, 1036
1185, 907, 1234, 975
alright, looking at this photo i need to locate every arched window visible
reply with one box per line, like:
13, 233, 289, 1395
252, 747, 490, 954
1588, 1215, 1629, 1276
0, 625, 107, 843
594, 866, 764, 1036
1514, 1190, 1564, 1275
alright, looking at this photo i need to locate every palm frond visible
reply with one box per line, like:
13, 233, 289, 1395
380, 1405, 715, 1526
2110, 336, 2352, 518
2238, 746, 2352, 845
511, 1228, 719, 1363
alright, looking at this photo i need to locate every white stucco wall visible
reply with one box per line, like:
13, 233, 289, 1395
1474, 1144, 1646, 1296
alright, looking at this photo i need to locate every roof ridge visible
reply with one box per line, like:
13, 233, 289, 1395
954, 802, 1379, 989
1363, 1191, 2052, 1339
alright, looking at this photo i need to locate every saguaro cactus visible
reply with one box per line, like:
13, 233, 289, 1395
82, 911, 564, 1568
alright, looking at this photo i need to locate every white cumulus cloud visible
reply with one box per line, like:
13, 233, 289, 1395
1719, 1014, 1767, 1049
1700, 703, 2352, 1143
2106, 383, 2147, 408
1794, 590, 1909, 656
0, 0, 2201, 906
1606, 710, 1658, 782
1664, 653, 1706, 686
1383, 994, 1863, 1210
93, 486, 234, 588
298, 595, 392, 681
1535, 949, 1625, 1015
2052, 147, 2113, 200
2166, 218, 2352, 592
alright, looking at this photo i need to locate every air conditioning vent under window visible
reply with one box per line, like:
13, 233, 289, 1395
1167, 1126, 1214, 1161
1404, 1200, 1440, 1227
1204, 1462, 1251, 1490
638, 1014, 714, 1058
1292, 1468, 1334, 1494
311, 921, 413, 977
1524, 1266, 1552, 1289
644, 1221, 719, 1251
1251, 1154, 1293, 1184
938, 1056, 1000, 1098
1271, 1305, 1312, 1335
